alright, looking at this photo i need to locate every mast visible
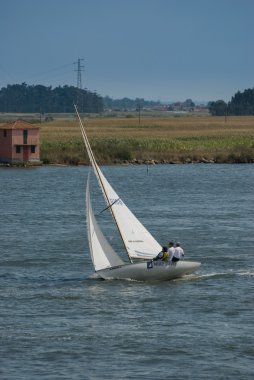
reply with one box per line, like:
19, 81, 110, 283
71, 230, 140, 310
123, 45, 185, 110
74, 105, 133, 263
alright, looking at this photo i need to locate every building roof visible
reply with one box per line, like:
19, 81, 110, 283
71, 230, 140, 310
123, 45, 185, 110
0, 119, 40, 130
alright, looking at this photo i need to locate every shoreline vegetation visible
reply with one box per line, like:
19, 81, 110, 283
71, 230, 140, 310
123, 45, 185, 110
1, 114, 254, 165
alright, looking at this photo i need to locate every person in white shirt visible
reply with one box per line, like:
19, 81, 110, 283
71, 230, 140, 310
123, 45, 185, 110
168, 241, 175, 261
174, 242, 184, 260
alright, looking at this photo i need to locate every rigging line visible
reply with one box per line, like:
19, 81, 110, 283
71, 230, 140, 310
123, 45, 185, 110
75, 105, 105, 188
99, 198, 120, 215
75, 104, 109, 199
25, 62, 74, 81
74, 105, 133, 264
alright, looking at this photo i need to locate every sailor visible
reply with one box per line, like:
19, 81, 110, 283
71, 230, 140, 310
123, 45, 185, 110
174, 242, 185, 260
168, 241, 175, 261
153, 246, 169, 261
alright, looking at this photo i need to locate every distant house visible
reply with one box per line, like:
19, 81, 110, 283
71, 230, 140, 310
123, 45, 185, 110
0, 120, 41, 164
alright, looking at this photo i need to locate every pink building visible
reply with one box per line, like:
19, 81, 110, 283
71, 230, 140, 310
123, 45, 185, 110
0, 120, 41, 164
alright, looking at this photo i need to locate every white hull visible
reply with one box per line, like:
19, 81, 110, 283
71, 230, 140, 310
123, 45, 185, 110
97, 260, 201, 281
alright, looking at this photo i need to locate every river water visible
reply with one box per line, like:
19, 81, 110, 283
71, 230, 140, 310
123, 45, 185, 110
0, 164, 253, 379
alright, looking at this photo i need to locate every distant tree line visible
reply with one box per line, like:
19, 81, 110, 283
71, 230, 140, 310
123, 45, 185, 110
103, 96, 161, 111
167, 98, 195, 112
208, 88, 254, 116
3, 82, 254, 116
0, 83, 104, 113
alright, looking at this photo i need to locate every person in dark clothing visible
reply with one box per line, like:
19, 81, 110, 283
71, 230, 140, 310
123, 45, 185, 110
153, 246, 169, 261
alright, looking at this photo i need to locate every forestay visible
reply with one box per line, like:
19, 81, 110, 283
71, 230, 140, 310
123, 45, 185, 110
75, 105, 161, 261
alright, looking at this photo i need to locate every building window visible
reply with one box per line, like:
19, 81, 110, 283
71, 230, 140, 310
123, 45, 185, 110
23, 129, 28, 144
31, 145, 36, 153
4, 129, 7, 137
16, 145, 21, 154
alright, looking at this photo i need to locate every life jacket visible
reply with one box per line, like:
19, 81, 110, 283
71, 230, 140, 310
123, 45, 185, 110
161, 251, 169, 261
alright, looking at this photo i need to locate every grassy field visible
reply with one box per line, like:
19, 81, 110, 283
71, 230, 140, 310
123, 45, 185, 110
2, 114, 254, 164
38, 115, 254, 164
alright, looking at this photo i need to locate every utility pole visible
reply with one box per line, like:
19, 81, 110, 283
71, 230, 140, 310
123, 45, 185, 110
225, 102, 228, 123
74, 58, 85, 111
74, 58, 84, 89
137, 102, 141, 125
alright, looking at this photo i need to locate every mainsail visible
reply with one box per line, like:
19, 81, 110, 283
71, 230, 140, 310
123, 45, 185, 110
75, 105, 161, 260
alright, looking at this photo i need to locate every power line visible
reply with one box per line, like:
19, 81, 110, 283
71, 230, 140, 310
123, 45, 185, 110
21, 62, 74, 83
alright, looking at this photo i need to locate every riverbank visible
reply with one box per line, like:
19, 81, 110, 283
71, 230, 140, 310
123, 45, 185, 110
1, 157, 253, 168
40, 115, 254, 164
1, 115, 254, 164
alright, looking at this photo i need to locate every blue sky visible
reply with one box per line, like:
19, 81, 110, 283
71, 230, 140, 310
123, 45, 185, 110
0, 0, 254, 102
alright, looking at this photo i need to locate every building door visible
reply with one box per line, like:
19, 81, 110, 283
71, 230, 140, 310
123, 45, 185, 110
23, 146, 29, 161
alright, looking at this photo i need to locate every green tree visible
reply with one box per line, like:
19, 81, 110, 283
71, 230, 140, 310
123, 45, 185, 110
0, 84, 104, 113
208, 100, 227, 116
228, 88, 254, 115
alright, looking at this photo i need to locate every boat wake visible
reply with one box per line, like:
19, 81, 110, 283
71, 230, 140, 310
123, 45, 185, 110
177, 269, 254, 282
236, 270, 254, 277
88, 273, 102, 280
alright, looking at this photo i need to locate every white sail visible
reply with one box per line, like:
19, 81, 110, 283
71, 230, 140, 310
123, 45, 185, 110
75, 106, 161, 260
93, 168, 161, 259
86, 173, 124, 271
76, 106, 201, 281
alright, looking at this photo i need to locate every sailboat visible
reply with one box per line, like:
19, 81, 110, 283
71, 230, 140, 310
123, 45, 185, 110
75, 105, 201, 281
